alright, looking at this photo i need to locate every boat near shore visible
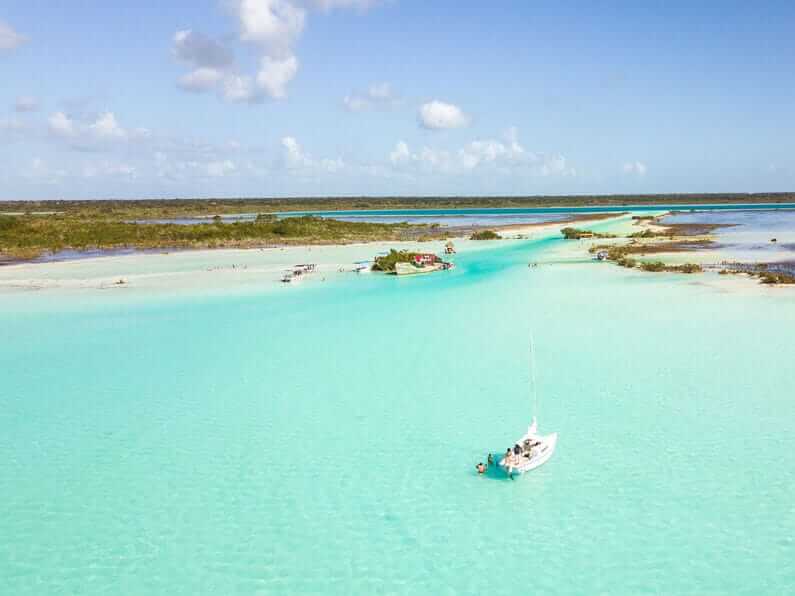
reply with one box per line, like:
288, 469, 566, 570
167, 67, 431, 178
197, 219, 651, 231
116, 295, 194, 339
393, 253, 454, 276
395, 261, 444, 275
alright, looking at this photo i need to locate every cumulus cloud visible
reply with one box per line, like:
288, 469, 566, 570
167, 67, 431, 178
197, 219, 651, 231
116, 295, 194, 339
173, 29, 237, 95
623, 161, 647, 176
0, 20, 28, 51
178, 67, 226, 92
237, 0, 305, 53
48, 111, 149, 150
281, 135, 344, 173
206, 160, 237, 177
173, 30, 234, 69
418, 100, 470, 130
257, 54, 299, 99
389, 129, 573, 177
14, 96, 39, 112
154, 152, 242, 181
175, 0, 383, 103
48, 112, 75, 137
344, 82, 399, 112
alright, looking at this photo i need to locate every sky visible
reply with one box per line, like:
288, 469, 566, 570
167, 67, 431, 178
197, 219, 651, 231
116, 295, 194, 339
1, 0, 794, 200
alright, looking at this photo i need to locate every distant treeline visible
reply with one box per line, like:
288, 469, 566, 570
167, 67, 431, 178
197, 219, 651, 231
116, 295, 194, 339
2, 192, 795, 217
0, 214, 428, 260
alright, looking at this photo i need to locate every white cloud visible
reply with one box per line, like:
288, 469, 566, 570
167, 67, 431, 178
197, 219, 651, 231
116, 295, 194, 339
389, 129, 573, 177
623, 161, 647, 176
256, 54, 299, 99
179, 67, 226, 92
281, 135, 344, 173
389, 140, 410, 164
206, 160, 237, 177
89, 112, 128, 140
343, 95, 369, 112
175, 0, 383, 103
14, 96, 39, 112
173, 29, 234, 69
282, 136, 311, 168
48, 112, 75, 137
418, 100, 470, 130
221, 74, 259, 103
319, 157, 344, 172
0, 20, 28, 51
344, 81, 399, 112
47, 111, 149, 150
237, 0, 306, 54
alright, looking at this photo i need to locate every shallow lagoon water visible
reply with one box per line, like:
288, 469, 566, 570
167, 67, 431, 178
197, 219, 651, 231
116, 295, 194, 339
2, 235, 795, 594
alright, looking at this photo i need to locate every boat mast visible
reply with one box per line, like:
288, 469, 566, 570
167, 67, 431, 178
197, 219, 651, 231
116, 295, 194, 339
530, 332, 538, 422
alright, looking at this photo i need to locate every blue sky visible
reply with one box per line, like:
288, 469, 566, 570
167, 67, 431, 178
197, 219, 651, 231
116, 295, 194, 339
1, 0, 794, 199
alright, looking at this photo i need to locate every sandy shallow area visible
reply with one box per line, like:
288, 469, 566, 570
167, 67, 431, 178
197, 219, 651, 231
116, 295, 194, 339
0, 214, 617, 296
2, 211, 793, 298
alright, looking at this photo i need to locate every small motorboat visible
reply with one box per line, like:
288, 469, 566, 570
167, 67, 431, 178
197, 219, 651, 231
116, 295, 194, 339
353, 260, 372, 274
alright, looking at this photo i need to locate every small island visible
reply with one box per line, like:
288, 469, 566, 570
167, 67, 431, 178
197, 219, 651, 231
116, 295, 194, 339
372, 249, 454, 275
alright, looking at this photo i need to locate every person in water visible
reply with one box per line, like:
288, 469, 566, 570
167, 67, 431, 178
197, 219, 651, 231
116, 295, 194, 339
476, 462, 486, 475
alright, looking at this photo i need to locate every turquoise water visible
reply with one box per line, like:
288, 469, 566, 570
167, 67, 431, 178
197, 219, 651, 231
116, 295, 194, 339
281, 202, 795, 219
2, 237, 795, 594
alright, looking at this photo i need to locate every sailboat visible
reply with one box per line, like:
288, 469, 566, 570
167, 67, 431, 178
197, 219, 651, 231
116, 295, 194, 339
498, 338, 558, 477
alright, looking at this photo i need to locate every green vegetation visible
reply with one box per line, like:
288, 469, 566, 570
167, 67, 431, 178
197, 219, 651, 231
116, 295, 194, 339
561, 227, 616, 240
639, 261, 702, 273
716, 262, 795, 285
3, 192, 795, 219
759, 272, 795, 285
372, 249, 423, 272
470, 230, 500, 240
672, 263, 703, 274
639, 261, 667, 272
0, 214, 429, 260
617, 257, 637, 268
627, 229, 665, 239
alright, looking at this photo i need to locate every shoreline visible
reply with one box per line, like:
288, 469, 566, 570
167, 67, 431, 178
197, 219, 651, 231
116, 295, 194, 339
0, 212, 619, 268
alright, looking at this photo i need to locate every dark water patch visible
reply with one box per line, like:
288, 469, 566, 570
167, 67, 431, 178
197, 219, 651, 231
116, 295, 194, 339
624, 239, 716, 254
661, 222, 736, 236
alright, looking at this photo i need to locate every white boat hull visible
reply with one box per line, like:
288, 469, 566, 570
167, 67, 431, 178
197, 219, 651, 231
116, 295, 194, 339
498, 427, 557, 476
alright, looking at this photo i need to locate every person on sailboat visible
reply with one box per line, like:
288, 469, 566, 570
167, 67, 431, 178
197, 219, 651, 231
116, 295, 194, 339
487, 453, 494, 467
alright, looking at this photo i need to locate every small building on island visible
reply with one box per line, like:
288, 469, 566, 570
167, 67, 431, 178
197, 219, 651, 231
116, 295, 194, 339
413, 253, 439, 266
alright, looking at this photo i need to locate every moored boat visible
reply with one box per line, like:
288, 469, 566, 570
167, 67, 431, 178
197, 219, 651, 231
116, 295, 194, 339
395, 261, 443, 275
497, 338, 558, 477
498, 418, 558, 475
